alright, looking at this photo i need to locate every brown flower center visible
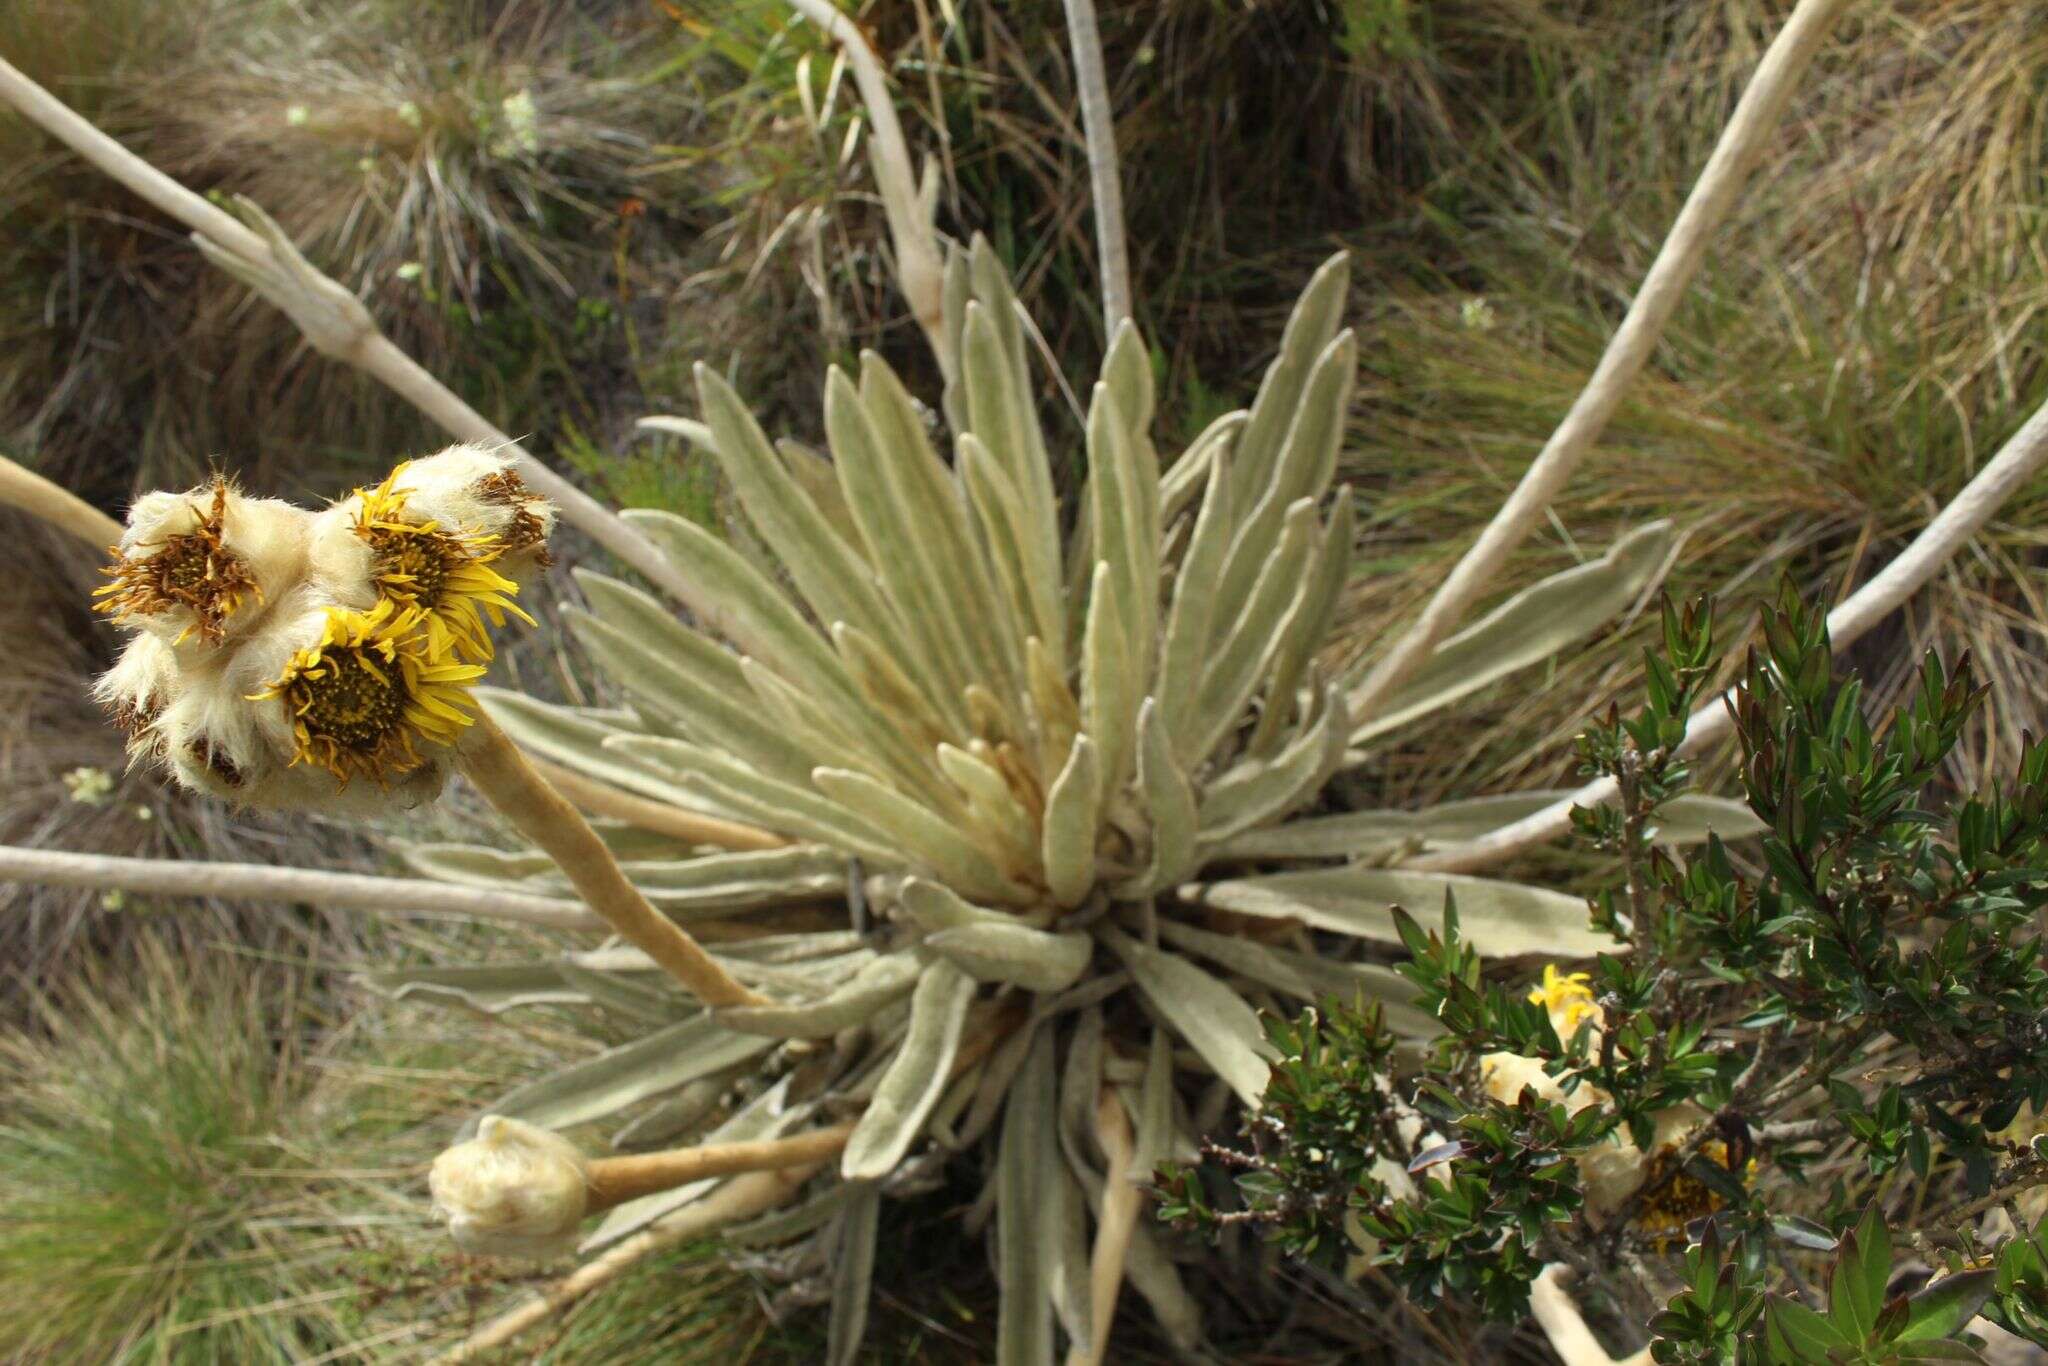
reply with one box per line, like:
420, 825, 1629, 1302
296, 652, 407, 754
369, 527, 454, 607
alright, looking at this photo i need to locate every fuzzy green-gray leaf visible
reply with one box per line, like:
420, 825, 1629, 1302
1183, 867, 1620, 959
843, 960, 976, 1180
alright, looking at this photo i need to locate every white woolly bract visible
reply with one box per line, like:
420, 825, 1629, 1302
92, 634, 181, 760
390, 445, 554, 582
303, 503, 378, 609
429, 1115, 591, 1260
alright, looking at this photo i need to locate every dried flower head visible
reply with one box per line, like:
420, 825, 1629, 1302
249, 598, 485, 787
94, 478, 306, 645
429, 1116, 590, 1260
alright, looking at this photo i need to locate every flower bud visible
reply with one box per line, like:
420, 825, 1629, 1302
429, 1115, 591, 1260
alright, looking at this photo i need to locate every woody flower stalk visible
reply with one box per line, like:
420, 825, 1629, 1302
92, 447, 759, 1009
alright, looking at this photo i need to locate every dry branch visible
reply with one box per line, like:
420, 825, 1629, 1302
1412, 393, 2048, 873
0, 844, 598, 931
1347, 0, 1857, 723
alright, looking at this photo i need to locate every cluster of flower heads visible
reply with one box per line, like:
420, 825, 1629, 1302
1482, 965, 1751, 1235
93, 446, 553, 816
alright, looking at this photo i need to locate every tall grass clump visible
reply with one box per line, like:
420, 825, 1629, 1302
1333, 0, 2048, 799
0, 945, 332, 1361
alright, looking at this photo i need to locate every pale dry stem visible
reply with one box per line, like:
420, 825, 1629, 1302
459, 713, 763, 1007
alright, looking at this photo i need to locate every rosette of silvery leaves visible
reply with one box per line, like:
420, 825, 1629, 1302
387, 243, 1758, 1358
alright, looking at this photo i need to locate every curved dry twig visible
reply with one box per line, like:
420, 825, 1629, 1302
1530, 1266, 1652, 1366
0, 450, 123, 546
1411, 393, 2048, 873
1346, 0, 1857, 725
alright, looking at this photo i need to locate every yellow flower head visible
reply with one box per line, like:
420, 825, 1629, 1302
251, 598, 485, 786
1529, 964, 1604, 1040
94, 479, 260, 643
350, 466, 533, 661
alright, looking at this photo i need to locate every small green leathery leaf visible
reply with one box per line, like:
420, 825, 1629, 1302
1101, 926, 1275, 1106
926, 923, 1093, 993
1898, 1270, 1994, 1343
1043, 733, 1102, 908
1182, 867, 1620, 960
997, 1028, 1060, 1366
1766, 1295, 1857, 1359
843, 960, 975, 1180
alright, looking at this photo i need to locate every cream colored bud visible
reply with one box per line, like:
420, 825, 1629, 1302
429, 1115, 591, 1260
